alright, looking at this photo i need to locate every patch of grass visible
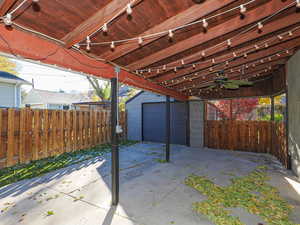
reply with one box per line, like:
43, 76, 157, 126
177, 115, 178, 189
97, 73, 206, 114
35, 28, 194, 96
46, 210, 54, 216
185, 166, 297, 225
0, 140, 138, 188
155, 159, 168, 163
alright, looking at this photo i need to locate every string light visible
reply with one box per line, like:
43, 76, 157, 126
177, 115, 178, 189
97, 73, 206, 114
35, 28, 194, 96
277, 35, 283, 40
174, 67, 177, 72
168, 30, 174, 39
181, 59, 185, 65
202, 19, 208, 29
86, 36, 91, 51
163, 65, 166, 71
193, 64, 196, 69
240, 4, 247, 14
201, 51, 206, 58
3, 13, 12, 26
264, 43, 269, 48
138, 37, 143, 45
212, 58, 215, 64
243, 53, 248, 59
289, 31, 293, 36
103, 23, 108, 33
110, 41, 115, 50
258, 22, 263, 30
254, 45, 259, 50
233, 52, 237, 58
126, 3, 133, 15
227, 39, 232, 47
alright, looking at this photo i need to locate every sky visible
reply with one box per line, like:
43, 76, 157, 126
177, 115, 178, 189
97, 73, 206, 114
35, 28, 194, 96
11, 58, 106, 93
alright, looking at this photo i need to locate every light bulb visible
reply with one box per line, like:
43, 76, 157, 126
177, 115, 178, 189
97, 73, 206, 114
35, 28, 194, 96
103, 23, 108, 33
174, 67, 177, 72
110, 41, 115, 50
163, 65, 166, 70
4, 13, 12, 26
138, 37, 143, 45
192, 64, 196, 69
277, 35, 283, 40
201, 51, 206, 58
212, 58, 215, 64
32, 0, 39, 2
202, 19, 208, 29
126, 4, 132, 15
289, 31, 293, 36
227, 39, 232, 47
258, 22, 263, 30
86, 43, 91, 51
297, 0, 300, 8
181, 60, 185, 65
168, 30, 174, 39
233, 52, 237, 58
243, 53, 247, 59
240, 4, 247, 14
86, 36, 91, 44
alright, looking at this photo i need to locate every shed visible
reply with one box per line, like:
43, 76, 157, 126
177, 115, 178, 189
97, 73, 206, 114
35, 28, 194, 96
126, 91, 202, 146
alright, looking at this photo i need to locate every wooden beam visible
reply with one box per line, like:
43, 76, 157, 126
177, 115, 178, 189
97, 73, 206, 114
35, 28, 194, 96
183, 59, 286, 92
151, 12, 300, 82
127, 0, 295, 71
100, 0, 238, 61
0, 0, 17, 16
158, 23, 300, 85
171, 36, 300, 89
62, 0, 142, 48
0, 26, 187, 100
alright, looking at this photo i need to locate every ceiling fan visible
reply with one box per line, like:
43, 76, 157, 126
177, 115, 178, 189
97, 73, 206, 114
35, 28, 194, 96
207, 70, 253, 90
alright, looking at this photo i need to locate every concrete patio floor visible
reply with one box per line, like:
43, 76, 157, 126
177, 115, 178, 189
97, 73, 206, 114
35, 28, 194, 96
0, 143, 300, 225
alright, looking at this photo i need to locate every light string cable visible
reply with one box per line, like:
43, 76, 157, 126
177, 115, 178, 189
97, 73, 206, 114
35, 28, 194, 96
79, 0, 257, 47
179, 47, 294, 92
137, 0, 297, 74
164, 24, 300, 86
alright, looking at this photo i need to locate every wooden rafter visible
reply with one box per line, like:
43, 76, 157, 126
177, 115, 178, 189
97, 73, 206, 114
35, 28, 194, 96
170, 36, 300, 90
100, 0, 238, 61
0, 0, 17, 16
182, 59, 286, 93
0, 26, 187, 100
127, 0, 294, 71
62, 0, 143, 48
150, 12, 300, 82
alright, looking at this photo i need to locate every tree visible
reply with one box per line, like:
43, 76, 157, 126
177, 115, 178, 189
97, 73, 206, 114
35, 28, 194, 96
211, 98, 259, 120
87, 77, 111, 101
0, 56, 18, 75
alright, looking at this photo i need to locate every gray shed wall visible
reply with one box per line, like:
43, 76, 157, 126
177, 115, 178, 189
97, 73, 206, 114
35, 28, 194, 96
126, 92, 171, 141
287, 50, 300, 177
189, 100, 204, 148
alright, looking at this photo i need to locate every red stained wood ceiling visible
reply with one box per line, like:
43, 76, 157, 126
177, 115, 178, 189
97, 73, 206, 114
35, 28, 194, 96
1, 0, 300, 99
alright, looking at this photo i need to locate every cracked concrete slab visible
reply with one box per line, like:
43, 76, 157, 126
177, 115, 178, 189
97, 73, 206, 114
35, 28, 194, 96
0, 143, 300, 225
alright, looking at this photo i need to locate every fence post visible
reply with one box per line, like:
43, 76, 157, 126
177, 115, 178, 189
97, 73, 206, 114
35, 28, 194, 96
7, 108, 15, 167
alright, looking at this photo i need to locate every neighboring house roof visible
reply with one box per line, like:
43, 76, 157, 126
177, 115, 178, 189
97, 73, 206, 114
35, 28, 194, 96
73, 101, 110, 106
0, 71, 31, 85
23, 89, 91, 105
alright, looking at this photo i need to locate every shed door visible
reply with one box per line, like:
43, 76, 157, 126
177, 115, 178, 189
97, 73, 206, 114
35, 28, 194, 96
142, 102, 187, 145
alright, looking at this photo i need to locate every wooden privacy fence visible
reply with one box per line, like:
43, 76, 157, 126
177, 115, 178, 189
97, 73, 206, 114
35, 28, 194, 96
204, 120, 288, 168
0, 108, 127, 168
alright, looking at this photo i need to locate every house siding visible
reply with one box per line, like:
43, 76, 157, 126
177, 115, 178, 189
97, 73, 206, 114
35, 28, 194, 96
126, 92, 171, 141
0, 82, 16, 107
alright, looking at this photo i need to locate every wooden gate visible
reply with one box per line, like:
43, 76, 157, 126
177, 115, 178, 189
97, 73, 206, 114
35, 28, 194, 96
204, 120, 289, 168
